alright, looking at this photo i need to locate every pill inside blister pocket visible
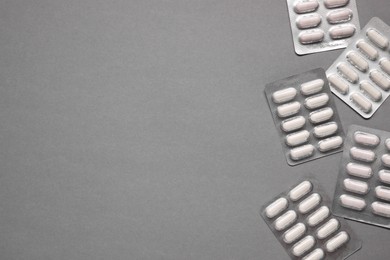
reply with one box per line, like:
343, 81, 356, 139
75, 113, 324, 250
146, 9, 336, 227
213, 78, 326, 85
309, 107, 334, 124
360, 81, 382, 102
346, 162, 373, 178
292, 235, 316, 257
274, 210, 298, 231
337, 62, 359, 83
281, 116, 306, 133
346, 51, 369, 72
289, 180, 313, 201
379, 169, 390, 184
328, 74, 349, 94
307, 206, 330, 227
382, 154, 390, 167
304, 93, 329, 109
329, 24, 356, 40
272, 87, 297, 104
282, 223, 306, 244
294, 0, 320, 14
299, 29, 325, 44
353, 131, 380, 147
369, 70, 390, 91
367, 28, 389, 49
343, 178, 369, 194
313, 122, 338, 138
302, 248, 324, 260
286, 130, 310, 147
298, 193, 321, 214
350, 147, 376, 162
380, 58, 390, 75
327, 8, 353, 24
277, 101, 301, 118
356, 40, 378, 60
386, 139, 390, 150
318, 136, 343, 152
316, 218, 339, 240
324, 0, 349, 9
339, 194, 366, 210
371, 201, 390, 217
350, 92, 372, 113
265, 197, 288, 218
296, 14, 322, 29
375, 186, 390, 201
290, 144, 315, 161
325, 231, 349, 253
300, 79, 324, 95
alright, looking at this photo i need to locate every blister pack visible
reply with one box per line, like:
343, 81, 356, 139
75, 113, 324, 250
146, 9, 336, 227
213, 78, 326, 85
264, 68, 345, 166
326, 17, 390, 118
333, 125, 390, 228
261, 179, 362, 259
286, 0, 360, 55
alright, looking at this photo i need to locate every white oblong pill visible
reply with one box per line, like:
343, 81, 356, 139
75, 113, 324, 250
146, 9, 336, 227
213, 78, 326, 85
356, 40, 378, 60
353, 131, 380, 147
346, 163, 372, 178
371, 201, 390, 217
339, 194, 366, 210
298, 193, 321, 214
350, 92, 372, 113
277, 101, 301, 118
294, 0, 319, 14
350, 147, 376, 162
327, 8, 352, 24
380, 58, 390, 75
328, 74, 349, 94
286, 130, 310, 147
375, 186, 390, 201
316, 218, 339, 240
370, 70, 390, 91
313, 122, 338, 138
387, 138, 390, 150
360, 81, 382, 102
299, 29, 325, 44
283, 223, 306, 244
265, 197, 288, 218
343, 178, 369, 195
290, 144, 315, 161
289, 180, 313, 201
329, 24, 355, 40
318, 136, 343, 152
281, 116, 306, 133
302, 248, 325, 260
304, 93, 329, 110
324, 0, 349, 8
382, 154, 390, 167
300, 79, 324, 95
325, 231, 349, 253
309, 107, 333, 124
337, 62, 359, 83
379, 169, 390, 184
367, 28, 389, 49
274, 210, 297, 231
307, 206, 330, 227
272, 87, 297, 104
346, 51, 369, 72
296, 13, 322, 29
292, 235, 316, 257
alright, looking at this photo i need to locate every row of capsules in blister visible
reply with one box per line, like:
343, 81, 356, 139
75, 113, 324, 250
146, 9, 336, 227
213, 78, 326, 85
262, 180, 361, 259
333, 126, 390, 226
266, 69, 344, 165
327, 17, 390, 118
286, 0, 360, 55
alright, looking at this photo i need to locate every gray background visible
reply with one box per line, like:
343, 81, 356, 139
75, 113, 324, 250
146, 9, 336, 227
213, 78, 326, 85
1, 0, 390, 259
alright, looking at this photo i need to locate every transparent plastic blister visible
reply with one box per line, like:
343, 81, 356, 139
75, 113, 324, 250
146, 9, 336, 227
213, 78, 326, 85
326, 17, 390, 118
333, 125, 390, 228
261, 178, 362, 259
286, 0, 360, 55
264, 68, 345, 166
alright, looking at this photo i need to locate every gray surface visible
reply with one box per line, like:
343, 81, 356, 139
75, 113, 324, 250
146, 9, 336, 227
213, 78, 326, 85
1, 1, 390, 259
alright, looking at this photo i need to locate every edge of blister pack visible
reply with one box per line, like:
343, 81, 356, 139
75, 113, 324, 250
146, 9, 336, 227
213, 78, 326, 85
332, 124, 390, 229
261, 177, 362, 260
264, 68, 345, 166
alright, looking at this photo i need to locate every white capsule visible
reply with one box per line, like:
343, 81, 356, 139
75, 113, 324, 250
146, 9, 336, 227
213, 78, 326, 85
265, 197, 288, 218
294, 0, 319, 14
318, 136, 343, 152
283, 223, 306, 244
289, 180, 313, 201
307, 206, 330, 227
304, 93, 329, 110
325, 231, 349, 253
328, 74, 349, 94
379, 169, 390, 185
313, 122, 338, 138
370, 70, 390, 91
386, 138, 390, 150
299, 29, 325, 44
281, 116, 306, 133
300, 79, 324, 95
302, 248, 325, 260
353, 131, 380, 147
298, 193, 321, 214
356, 40, 378, 60
346, 51, 369, 72
380, 59, 390, 75
367, 28, 389, 49
286, 130, 310, 147
290, 144, 315, 161
339, 194, 366, 211
360, 81, 382, 102
296, 13, 322, 29
375, 186, 390, 201
277, 101, 301, 118
346, 163, 372, 178
324, 0, 349, 8
382, 154, 390, 167
371, 201, 390, 217
337, 62, 359, 83
316, 218, 340, 240
350, 147, 376, 162
292, 235, 316, 257
274, 210, 297, 231
350, 92, 372, 113
309, 107, 333, 124
327, 8, 352, 24
329, 24, 355, 40
343, 178, 369, 195
272, 87, 297, 104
